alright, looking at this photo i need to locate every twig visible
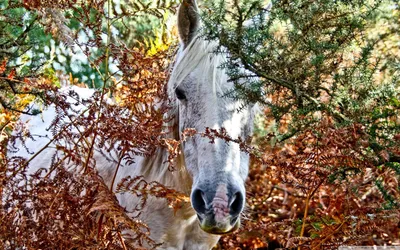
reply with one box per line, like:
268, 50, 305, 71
116, 223, 128, 250
312, 220, 346, 250
84, 0, 113, 173
0, 97, 40, 115
298, 179, 325, 250
110, 149, 126, 191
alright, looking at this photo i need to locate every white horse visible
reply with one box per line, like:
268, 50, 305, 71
7, 0, 258, 249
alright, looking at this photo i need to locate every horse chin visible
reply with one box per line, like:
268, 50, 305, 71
199, 217, 240, 235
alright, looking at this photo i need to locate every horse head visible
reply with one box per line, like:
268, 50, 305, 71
169, 0, 256, 235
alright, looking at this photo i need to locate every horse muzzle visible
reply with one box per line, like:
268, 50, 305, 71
197, 213, 241, 234
191, 183, 244, 235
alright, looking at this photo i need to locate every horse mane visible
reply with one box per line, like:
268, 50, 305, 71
168, 35, 227, 97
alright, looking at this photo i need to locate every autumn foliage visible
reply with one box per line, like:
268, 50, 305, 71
0, 36, 173, 250
1, 0, 399, 249
1, 0, 182, 249
218, 119, 400, 249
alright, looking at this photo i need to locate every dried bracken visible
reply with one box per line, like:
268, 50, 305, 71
117, 176, 190, 214
218, 118, 400, 249
1, 49, 178, 249
1, 162, 156, 249
1, 0, 399, 249
1, 1, 181, 248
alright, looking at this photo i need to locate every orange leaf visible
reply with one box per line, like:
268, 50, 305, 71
0, 58, 7, 74
7, 69, 16, 80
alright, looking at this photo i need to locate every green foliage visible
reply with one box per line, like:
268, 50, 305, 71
202, 0, 400, 162
0, 0, 180, 118
0, 1, 52, 74
202, 0, 400, 140
66, 0, 178, 87
1, 0, 179, 89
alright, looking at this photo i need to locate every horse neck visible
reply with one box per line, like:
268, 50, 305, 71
137, 110, 192, 195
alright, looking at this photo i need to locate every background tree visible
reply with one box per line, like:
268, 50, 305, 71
200, 0, 400, 248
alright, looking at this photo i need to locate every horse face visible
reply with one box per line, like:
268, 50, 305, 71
171, 0, 255, 235
176, 70, 254, 234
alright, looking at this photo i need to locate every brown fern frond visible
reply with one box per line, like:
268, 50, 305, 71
116, 176, 190, 214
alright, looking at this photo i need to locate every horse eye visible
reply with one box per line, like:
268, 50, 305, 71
175, 88, 186, 100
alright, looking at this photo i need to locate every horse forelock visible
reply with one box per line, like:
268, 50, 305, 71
167, 36, 227, 99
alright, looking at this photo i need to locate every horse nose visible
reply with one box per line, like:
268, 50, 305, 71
191, 188, 208, 215
191, 187, 245, 217
192, 184, 245, 234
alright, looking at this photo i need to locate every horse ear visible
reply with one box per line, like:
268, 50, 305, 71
177, 0, 200, 48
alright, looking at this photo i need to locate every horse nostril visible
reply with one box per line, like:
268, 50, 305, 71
191, 189, 207, 215
229, 191, 244, 217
